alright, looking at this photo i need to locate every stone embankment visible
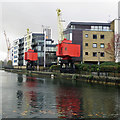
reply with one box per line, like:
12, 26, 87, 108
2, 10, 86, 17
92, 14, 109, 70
4, 68, 120, 86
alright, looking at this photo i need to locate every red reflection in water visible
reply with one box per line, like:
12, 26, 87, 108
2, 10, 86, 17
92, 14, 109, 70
26, 76, 37, 87
56, 88, 83, 118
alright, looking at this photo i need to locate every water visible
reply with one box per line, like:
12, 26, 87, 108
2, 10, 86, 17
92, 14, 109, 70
1, 70, 120, 119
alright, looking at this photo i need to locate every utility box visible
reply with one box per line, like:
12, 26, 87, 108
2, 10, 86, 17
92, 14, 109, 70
24, 49, 38, 61
56, 39, 80, 57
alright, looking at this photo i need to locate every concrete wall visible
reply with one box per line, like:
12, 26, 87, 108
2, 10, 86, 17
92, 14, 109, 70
83, 31, 114, 63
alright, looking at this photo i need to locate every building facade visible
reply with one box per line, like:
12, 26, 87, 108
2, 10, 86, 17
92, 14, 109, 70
64, 22, 114, 64
12, 29, 57, 67
12, 39, 19, 66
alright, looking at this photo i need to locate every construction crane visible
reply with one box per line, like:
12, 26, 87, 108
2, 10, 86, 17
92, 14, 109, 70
56, 9, 65, 43
27, 28, 31, 50
24, 29, 38, 70
56, 9, 80, 73
4, 31, 11, 61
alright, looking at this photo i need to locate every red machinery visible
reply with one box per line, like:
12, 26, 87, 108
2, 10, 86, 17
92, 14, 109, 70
25, 49, 38, 70
56, 38, 80, 73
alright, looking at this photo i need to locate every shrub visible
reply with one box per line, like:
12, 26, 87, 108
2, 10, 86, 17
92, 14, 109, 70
100, 65, 118, 72
49, 65, 60, 70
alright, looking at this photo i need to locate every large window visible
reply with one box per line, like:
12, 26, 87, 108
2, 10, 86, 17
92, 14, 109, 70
93, 43, 97, 48
93, 34, 97, 39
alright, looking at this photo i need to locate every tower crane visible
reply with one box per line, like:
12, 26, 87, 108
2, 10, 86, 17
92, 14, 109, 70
56, 9, 80, 73
4, 31, 11, 61
56, 9, 65, 43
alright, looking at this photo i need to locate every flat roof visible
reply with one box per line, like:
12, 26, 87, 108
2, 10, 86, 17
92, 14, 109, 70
67, 22, 111, 28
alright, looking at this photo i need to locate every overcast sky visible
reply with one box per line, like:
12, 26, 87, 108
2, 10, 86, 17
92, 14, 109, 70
0, 0, 119, 60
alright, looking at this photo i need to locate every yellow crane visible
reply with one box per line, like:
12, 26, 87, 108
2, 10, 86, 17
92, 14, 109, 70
27, 28, 31, 50
4, 31, 11, 61
56, 9, 65, 43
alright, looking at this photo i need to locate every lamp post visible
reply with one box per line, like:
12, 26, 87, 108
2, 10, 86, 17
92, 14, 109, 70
98, 52, 100, 76
42, 25, 50, 68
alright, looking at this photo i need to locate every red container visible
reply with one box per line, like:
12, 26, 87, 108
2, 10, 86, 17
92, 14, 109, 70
56, 39, 80, 57
24, 49, 38, 61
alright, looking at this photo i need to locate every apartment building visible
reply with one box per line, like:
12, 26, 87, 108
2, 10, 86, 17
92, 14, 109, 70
12, 29, 57, 67
64, 22, 114, 64
12, 39, 19, 66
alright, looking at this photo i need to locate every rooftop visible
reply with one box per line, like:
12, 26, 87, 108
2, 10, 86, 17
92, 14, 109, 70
67, 22, 111, 28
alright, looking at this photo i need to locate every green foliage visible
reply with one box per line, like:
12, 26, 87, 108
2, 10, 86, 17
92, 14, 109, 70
100, 62, 118, 66
100, 65, 118, 72
7, 60, 12, 66
75, 62, 120, 73
91, 64, 98, 72
49, 65, 60, 70
75, 64, 90, 72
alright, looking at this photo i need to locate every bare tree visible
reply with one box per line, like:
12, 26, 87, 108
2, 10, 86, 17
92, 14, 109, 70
105, 34, 120, 62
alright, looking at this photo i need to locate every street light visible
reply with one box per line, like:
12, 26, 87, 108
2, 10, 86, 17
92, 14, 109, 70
42, 25, 50, 68
98, 52, 100, 65
98, 52, 100, 76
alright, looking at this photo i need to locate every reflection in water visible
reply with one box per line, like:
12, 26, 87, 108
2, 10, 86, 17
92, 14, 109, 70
26, 76, 37, 87
16, 90, 23, 109
56, 87, 83, 118
2, 71, 120, 118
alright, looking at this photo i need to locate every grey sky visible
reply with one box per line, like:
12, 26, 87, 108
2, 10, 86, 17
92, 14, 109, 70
0, 1, 119, 60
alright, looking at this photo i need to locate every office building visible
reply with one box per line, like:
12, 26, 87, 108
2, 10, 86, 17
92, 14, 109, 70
64, 22, 114, 64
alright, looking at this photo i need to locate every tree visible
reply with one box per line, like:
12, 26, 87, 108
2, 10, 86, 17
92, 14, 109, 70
105, 34, 120, 62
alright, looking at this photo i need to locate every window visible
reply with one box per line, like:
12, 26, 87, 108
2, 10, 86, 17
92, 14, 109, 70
14, 60, 17, 63
25, 42, 27, 46
85, 43, 88, 46
71, 25, 75, 29
37, 46, 41, 51
101, 52, 104, 57
14, 51, 17, 54
14, 46, 17, 50
101, 35, 104, 39
93, 35, 97, 39
93, 43, 97, 48
91, 26, 94, 30
94, 26, 98, 30
65, 47, 67, 51
93, 52, 97, 57
85, 52, 88, 55
38, 52, 44, 57
99, 26, 102, 31
85, 34, 88, 38
14, 55, 17, 58
100, 43, 104, 48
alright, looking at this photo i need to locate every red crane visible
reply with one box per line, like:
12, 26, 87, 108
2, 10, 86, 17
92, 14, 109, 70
56, 38, 80, 73
56, 9, 80, 73
24, 29, 38, 70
